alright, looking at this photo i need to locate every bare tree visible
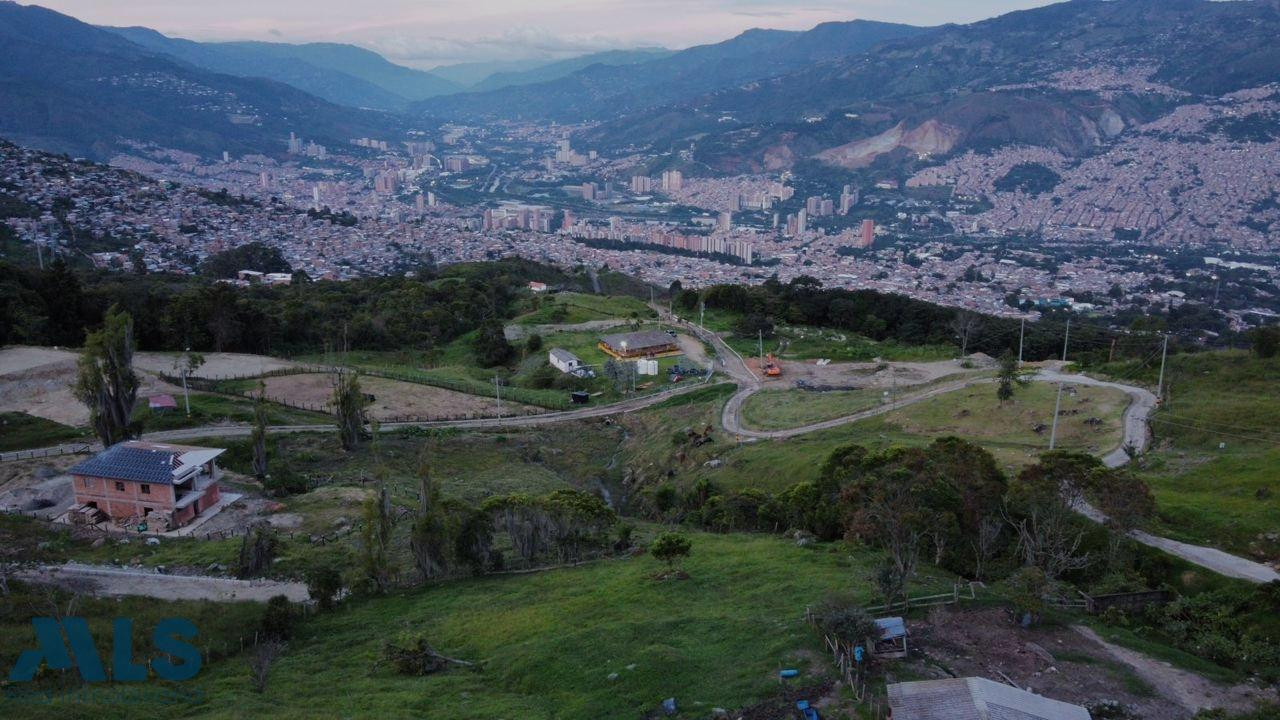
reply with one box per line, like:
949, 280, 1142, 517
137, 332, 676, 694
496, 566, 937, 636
951, 310, 982, 357
971, 515, 1004, 581
248, 640, 285, 693
172, 350, 205, 416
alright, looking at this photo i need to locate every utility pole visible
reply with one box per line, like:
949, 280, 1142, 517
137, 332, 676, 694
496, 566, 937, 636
758, 329, 763, 365
1018, 317, 1025, 365
494, 375, 502, 415
182, 347, 192, 417
1049, 383, 1065, 450
1156, 334, 1169, 402
1109, 338, 1117, 364
699, 301, 705, 329
1061, 317, 1071, 363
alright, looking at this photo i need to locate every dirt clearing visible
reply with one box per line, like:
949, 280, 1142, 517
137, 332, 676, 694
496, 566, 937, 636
0, 347, 182, 426
258, 373, 536, 420
133, 351, 304, 378
905, 607, 1274, 719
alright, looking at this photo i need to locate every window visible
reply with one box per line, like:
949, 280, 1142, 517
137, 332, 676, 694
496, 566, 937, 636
140, 484, 151, 495
114, 481, 125, 492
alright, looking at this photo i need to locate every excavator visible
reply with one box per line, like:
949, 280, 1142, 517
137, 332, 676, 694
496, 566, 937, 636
762, 353, 782, 378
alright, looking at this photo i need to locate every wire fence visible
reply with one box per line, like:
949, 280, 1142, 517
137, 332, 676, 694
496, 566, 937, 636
0, 443, 94, 463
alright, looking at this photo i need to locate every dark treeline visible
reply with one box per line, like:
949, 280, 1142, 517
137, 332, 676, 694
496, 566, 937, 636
0, 258, 590, 356
676, 275, 1217, 364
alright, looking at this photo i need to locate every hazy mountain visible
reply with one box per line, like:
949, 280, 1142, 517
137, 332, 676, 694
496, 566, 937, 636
472, 48, 673, 92
105, 27, 461, 110
581, 0, 1280, 172
0, 2, 401, 159
429, 60, 551, 88
414, 20, 927, 121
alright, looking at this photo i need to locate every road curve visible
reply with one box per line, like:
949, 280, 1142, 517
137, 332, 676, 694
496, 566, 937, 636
6, 329, 1275, 584
720, 362, 1276, 584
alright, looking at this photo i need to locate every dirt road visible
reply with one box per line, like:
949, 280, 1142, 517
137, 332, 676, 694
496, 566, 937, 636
18, 562, 310, 603
1073, 625, 1277, 715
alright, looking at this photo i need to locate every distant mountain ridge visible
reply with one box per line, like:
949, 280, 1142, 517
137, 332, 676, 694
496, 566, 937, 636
105, 26, 461, 110
412, 20, 929, 121
577, 0, 1280, 173
472, 48, 674, 92
0, 2, 401, 159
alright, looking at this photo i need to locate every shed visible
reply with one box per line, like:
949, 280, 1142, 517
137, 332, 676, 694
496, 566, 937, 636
869, 616, 908, 659
148, 394, 178, 412
598, 330, 680, 359
886, 678, 1091, 720
549, 348, 582, 374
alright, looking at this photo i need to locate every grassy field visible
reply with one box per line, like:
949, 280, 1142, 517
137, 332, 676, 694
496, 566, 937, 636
1097, 351, 1280, 559
9, 531, 954, 720
693, 381, 1129, 495
0, 412, 88, 451
131, 393, 331, 432
741, 387, 886, 431
692, 307, 954, 363
514, 292, 655, 325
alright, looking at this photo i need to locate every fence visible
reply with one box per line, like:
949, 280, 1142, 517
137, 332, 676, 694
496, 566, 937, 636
0, 443, 94, 462
861, 581, 983, 616
1045, 588, 1172, 614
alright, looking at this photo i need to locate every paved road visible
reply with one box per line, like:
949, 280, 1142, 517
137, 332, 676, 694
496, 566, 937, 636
18, 562, 310, 603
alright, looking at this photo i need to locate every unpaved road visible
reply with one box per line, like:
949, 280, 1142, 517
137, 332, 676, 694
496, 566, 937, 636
1074, 625, 1277, 715
7, 325, 1277, 585
18, 562, 310, 603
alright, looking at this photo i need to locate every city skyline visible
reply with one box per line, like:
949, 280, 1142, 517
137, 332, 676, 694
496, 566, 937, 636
26, 0, 1057, 69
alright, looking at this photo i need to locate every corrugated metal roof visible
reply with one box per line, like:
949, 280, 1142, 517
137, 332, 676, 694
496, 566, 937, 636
599, 330, 676, 351
875, 616, 907, 640
887, 678, 1091, 720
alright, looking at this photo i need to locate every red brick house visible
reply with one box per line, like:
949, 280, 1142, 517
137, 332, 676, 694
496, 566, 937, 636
68, 441, 225, 530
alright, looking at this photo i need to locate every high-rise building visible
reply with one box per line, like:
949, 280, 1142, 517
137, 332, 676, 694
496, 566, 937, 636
717, 211, 732, 233
860, 219, 876, 247
561, 209, 575, 231
796, 208, 807, 235
631, 175, 652, 194
582, 182, 597, 201
661, 170, 683, 192
840, 185, 860, 215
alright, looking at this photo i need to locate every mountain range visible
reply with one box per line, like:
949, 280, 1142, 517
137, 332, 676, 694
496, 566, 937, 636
575, 0, 1280, 173
411, 20, 929, 121
104, 27, 463, 111
0, 1, 403, 159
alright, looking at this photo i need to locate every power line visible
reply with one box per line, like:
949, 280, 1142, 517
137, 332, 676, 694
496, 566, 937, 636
1149, 417, 1280, 445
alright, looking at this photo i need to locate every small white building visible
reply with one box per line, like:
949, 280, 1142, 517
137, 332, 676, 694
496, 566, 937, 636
549, 348, 582, 374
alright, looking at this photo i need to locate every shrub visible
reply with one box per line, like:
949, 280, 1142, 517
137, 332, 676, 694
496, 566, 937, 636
650, 532, 692, 571
259, 595, 294, 641
811, 592, 877, 647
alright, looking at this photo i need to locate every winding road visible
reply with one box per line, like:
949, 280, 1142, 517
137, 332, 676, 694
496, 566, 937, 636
6, 319, 1276, 586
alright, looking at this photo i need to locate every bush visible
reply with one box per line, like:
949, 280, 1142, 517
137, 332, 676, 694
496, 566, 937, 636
649, 532, 692, 571
305, 565, 343, 610
259, 595, 294, 641
811, 592, 878, 646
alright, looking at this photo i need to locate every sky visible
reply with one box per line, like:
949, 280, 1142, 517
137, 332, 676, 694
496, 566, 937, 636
30, 0, 1058, 70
